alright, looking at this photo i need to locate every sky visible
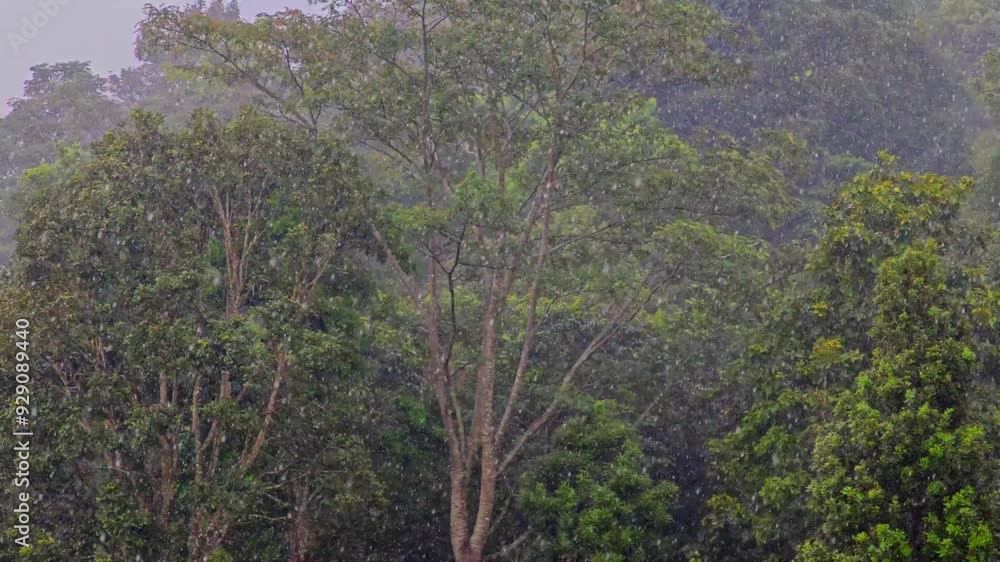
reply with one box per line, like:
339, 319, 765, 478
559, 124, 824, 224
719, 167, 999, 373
0, 0, 322, 115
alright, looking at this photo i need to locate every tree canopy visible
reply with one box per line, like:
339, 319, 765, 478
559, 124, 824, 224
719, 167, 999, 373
1, 1, 1000, 561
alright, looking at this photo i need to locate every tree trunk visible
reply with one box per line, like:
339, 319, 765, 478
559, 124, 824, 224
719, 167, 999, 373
287, 483, 313, 562
454, 543, 483, 562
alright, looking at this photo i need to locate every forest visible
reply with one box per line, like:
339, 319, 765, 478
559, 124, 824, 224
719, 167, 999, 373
2, 0, 1000, 560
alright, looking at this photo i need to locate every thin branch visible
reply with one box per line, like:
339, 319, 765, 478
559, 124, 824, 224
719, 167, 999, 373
497, 266, 679, 476
370, 224, 419, 301
485, 530, 533, 561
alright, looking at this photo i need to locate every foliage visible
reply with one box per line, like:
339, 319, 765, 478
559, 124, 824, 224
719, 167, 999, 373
517, 400, 679, 561
698, 159, 999, 561
2, 1, 1000, 561
802, 241, 999, 559
1, 109, 377, 561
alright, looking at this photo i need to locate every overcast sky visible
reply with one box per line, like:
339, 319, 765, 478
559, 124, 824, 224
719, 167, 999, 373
0, 0, 322, 114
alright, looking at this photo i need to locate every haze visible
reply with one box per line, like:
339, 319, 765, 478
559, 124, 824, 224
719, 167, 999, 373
0, 0, 320, 114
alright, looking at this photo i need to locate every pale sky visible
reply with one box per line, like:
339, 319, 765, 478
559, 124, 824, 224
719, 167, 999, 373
0, 0, 323, 114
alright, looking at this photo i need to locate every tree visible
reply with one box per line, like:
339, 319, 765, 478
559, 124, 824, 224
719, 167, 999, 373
699, 156, 999, 560
4, 109, 374, 561
0, 0, 256, 263
120, 0, 253, 128
136, 2, 806, 560
0, 62, 123, 184
516, 399, 679, 561
0, 63, 126, 261
800, 241, 999, 560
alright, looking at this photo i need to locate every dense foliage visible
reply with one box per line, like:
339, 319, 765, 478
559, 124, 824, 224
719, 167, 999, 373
1, 0, 1000, 561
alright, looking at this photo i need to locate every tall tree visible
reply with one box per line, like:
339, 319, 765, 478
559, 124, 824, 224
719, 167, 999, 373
4, 109, 373, 561
138, 2, 796, 560
700, 156, 1000, 560
0, 62, 123, 184
801, 241, 999, 560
